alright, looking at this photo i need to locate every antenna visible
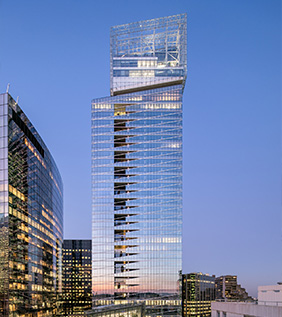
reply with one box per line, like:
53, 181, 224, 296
16, 96, 19, 105
6, 83, 10, 93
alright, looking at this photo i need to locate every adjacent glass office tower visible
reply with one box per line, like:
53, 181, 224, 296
91, 14, 187, 317
0, 92, 63, 316
62, 240, 92, 316
182, 273, 215, 317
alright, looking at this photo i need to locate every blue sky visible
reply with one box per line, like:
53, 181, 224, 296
0, 0, 280, 297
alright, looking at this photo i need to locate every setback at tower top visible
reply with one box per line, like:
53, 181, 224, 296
110, 13, 187, 96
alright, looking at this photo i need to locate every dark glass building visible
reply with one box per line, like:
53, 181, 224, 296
92, 14, 187, 317
62, 240, 92, 316
182, 273, 215, 317
0, 92, 63, 316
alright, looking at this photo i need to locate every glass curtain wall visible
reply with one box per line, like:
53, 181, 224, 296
62, 240, 92, 316
0, 93, 63, 317
182, 273, 215, 317
92, 14, 186, 317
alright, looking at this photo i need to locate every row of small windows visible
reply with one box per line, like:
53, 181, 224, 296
63, 248, 91, 251
113, 69, 184, 77
113, 49, 180, 62
93, 103, 181, 110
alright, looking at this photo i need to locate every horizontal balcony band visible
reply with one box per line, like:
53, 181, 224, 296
114, 244, 138, 248
114, 261, 138, 264
114, 150, 137, 153
114, 197, 137, 201
114, 181, 138, 185
114, 166, 137, 171
114, 128, 136, 132
114, 237, 137, 242
114, 284, 139, 288
114, 222, 138, 226
114, 117, 136, 121
114, 135, 136, 139
93, 126, 181, 136
114, 175, 137, 179
114, 268, 140, 272
114, 213, 137, 218
95, 114, 182, 123
114, 206, 138, 211
114, 253, 139, 258
114, 158, 137, 163
112, 79, 184, 96
114, 277, 139, 280
114, 229, 139, 233
114, 143, 137, 147
114, 192, 138, 196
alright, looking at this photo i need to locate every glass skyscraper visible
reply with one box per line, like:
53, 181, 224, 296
0, 92, 63, 316
91, 14, 187, 317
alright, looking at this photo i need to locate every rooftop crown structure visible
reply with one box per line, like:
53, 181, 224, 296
110, 14, 187, 95
91, 14, 187, 317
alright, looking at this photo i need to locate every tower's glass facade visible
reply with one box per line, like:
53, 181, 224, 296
0, 93, 63, 316
91, 14, 186, 317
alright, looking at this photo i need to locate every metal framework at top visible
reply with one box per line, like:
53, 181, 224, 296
110, 14, 187, 95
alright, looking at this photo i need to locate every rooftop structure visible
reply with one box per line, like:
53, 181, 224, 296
211, 300, 282, 317
110, 14, 187, 95
212, 284, 281, 317
258, 284, 282, 306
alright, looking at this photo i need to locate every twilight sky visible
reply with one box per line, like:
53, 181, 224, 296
0, 0, 280, 297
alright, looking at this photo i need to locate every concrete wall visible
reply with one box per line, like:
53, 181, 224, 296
211, 301, 282, 317
258, 285, 282, 306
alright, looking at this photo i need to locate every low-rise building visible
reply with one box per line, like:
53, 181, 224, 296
211, 284, 282, 317
215, 275, 252, 301
258, 284, 282, 306
211, 301, 282, 317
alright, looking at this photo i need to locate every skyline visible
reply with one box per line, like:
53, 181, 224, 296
0, 0, 280, 297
